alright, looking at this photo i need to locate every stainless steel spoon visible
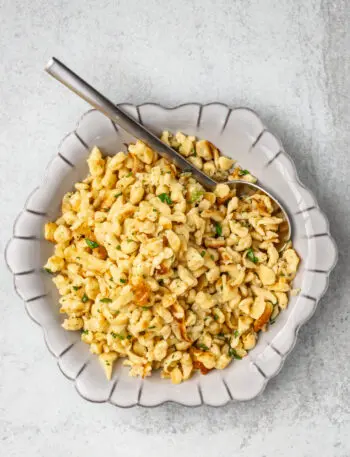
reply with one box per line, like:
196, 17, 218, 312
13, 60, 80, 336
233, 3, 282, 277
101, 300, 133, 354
45, 57, 291, 249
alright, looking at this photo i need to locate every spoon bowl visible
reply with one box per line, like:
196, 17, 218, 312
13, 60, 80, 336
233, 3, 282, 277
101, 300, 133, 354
223, 180, 291, 251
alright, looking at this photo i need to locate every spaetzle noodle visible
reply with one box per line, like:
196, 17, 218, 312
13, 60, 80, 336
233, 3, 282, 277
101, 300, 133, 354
44, 132, 300, 383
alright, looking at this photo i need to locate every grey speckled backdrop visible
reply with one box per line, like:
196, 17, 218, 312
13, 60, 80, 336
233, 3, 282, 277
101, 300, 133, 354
0, 1, 349, 456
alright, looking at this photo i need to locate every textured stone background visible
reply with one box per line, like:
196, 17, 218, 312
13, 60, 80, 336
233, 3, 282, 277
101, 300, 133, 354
1, 1, 349, 456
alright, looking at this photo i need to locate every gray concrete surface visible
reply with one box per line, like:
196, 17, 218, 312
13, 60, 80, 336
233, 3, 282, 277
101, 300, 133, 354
0, 0, 349, 456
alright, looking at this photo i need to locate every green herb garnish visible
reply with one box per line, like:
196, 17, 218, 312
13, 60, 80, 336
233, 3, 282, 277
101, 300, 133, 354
247, 248, 258, 264
100, 298, 112, 303
189, 189, 204, 203
200, 251, 206, 257
120, 278, 127, 284
82, 329, 89, 335
148, 326, 156, 329
44, 268, 53, 274
210, 254, 215, 260
215, 223, 222, 237
158, 279, 164, 285
73, 286, 81, 291
142, 306, 151, 310
233, 330, 239, 338
198, 343, 209, 351
116, 245, 121, 250
111, 331, 124, 340
85, 239, 99, 249
114, 192, 122, 198
126, 334, 132, 340
125, 172, 133, 177
228, 348, 242, 359
158, 193, 172, 205
213, 314, 219, 321
82, 293, 89, 303
239, 169, 250, 176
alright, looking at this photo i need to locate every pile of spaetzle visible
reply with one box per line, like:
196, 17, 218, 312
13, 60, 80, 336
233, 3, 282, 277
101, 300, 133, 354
44, 131, 300, 383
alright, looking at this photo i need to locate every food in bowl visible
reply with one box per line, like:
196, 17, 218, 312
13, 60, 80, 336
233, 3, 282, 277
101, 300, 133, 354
43, 131, 300, 383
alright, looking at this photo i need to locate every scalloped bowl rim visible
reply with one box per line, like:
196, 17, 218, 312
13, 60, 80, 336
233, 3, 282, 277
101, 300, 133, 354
5, 102, 338, 407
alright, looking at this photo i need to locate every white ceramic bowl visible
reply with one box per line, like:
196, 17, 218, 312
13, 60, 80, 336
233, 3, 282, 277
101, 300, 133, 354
5, 104, 337, 407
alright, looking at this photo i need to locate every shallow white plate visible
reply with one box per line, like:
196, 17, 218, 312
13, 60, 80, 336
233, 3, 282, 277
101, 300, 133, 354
5, 104, 337, 407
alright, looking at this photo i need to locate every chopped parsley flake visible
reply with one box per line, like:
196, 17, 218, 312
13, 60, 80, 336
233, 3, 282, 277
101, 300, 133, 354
120, 278, 127, 284
215, 223, 222, 237
44, 268, 53, 274
126, 334, 132, 340
82, 329, 89, 335
125, 172, 133, 177
148, 326, 156, 329
228, 348, 242, 359
100, 298, 112, 303
82, 294, 89, 303
116, 245, 121, 250
158, 193, 172, 205
239, 169, 250, 176
198, 343, 209, 351
247, 248, 259, 264
111, 332, 124, 340
114, 192, 122, 198
85, 239, 99, 249
189, 189, 204, 203
73, 286, 81, 291
234, 330, 239, 338
200, 251, 206, 257
210, 254, 215, 260
213, 314, 219, 321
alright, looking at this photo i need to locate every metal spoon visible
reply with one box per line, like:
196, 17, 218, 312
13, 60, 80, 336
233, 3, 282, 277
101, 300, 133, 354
45, 57, 291, 249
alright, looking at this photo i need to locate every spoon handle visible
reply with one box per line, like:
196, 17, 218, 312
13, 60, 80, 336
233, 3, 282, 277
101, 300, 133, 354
45, 57, 217, 191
